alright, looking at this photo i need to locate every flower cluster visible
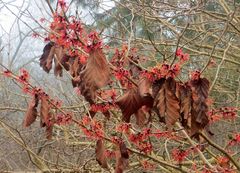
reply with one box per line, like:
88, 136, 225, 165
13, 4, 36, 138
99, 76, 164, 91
141, 160, 156, 170
171, 145, 201, 163
127, 128, 152, 154
191, 70, 201, 81
150, 129, 177, 140
171, 148, 190, 163
111, 136, 123, 145
56, 113, 72, 125
137, 142, 153, 154
90, 103, 113, 113
3, 70, 12, 77
116, 123, 131, 133
140, 48, 190, 81
141, 63, 181, 81
176, 48, 189, 63
111, 47, 133, 88
46, 8, 91, 64
208, 107, 238, 123
18, 68, 30, 83
113, 68, 132, 88
80, 118, 104, 139
228, 133, 240, 146
85, 31, 103, 52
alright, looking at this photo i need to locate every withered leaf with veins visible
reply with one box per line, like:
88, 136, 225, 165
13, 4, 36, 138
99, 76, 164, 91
154, 78, 180, 127
96, 139, 108, 169
79, 48, 110, 104
23, 94, 39, 127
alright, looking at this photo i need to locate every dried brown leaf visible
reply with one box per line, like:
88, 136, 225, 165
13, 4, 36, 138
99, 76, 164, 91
61, 55, 71, 71
154, 78, 180, 127
40, 96, 55, 139
116, 77, 153, 123
116, 87, 142, 122
152, 78, 165, 98
189, 77, 210, 136
69, 57, 83, 87
40, 42, 55, 73
115, 142, 129, 173
135, 106, 151, 127
40, 43, 71, 77
23, 94, 39, 127
129, 54, 141, 79
53, 45, 64, 77
80, 48, 110, 103
40, 96, 51, 127
138, 77, 152, 98
178, 83, 192, 128
46, 122, 53, 140
96, 139, 108, 169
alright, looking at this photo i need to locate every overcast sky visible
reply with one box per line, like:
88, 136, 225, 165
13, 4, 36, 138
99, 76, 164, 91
0, 0, 115, 34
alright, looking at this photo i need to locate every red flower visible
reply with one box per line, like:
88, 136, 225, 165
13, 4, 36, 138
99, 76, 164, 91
84, 31, 103, 52
39, 18, 46, 23
58, 0, 66, 8
17, 68, 30, 84
56, 113, 72, 125
167, 63, 181, 78
160, 63, 170, 77
79, 55, 87, 64
3, 70, 12, 77
32, 32, 40, 38
228, 133, 240, 146
111, 136, 122, 144
81, 116, 91, 126
22, 85, 31, 94
141, 160, 156, 170
138, 142, 153, 154
180, 53, 189, 62
171, 148, 189, 163
222, 107, 237, 120
191, 70, 201, 81
141, 71, 155, 81
116, 123, 131, 133
128, 133, 141, 143
176, 48, 190, 63
90, 103, 111, 113
176, 48, 183, 56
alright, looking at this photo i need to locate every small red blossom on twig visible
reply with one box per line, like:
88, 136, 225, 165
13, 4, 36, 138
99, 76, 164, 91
3, 70, 12, 77
171, 148, 189, 163
141, 160, 156, 170
228, 133, 240, 146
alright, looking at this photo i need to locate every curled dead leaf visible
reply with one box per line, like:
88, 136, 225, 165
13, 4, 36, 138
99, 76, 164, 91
40, 42, 55, 73
115, 142, 129, 173
96, 139, 108, 169
53, 45, 64, 77
116, 77, 153, 124
69, 57, 83, 87
135, 106, 151, 127
40, 96, 55, 140
23, 94, 39, 127
178, 83, 192, 128
40, 42, 71, 77
189, 77, 210, 137
40, 96, 51, 127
